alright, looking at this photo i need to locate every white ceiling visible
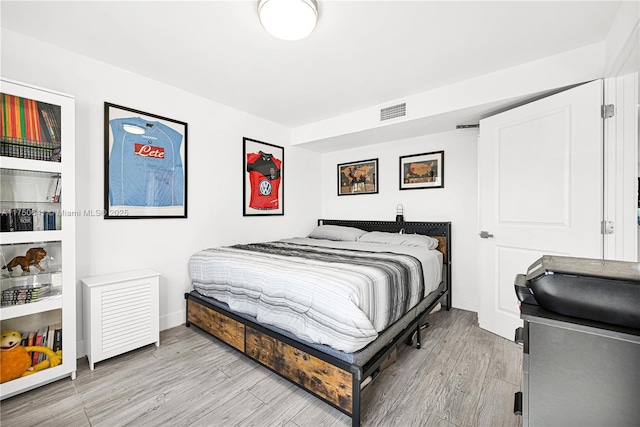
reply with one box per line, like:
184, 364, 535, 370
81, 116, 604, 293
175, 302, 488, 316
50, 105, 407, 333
0, 1, 623, 128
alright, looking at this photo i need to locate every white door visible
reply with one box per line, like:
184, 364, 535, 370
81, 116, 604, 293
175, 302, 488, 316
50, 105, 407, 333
478, 80, 604, 340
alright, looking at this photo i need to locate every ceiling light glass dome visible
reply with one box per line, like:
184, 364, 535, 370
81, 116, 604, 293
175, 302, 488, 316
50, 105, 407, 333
258, 0, 318, 41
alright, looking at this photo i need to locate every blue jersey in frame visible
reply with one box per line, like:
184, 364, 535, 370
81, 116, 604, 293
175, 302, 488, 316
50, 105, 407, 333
109, 117, 184, 207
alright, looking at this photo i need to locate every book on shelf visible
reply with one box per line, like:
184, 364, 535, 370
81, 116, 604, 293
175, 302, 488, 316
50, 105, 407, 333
47, 175, 61, 203
1, 93, 62, 162
0, 140, 58, 161
26, 330, 35, 347
1, 212, 14, 232
50, 146, 61, 162
52, 323, 62, 352
33, 326, 45, 365
1, 93, 44, 142
16, 324, 62, 362
1, 209, 57, 232
40, 105, 61, 145
12, 208, 34, 231
46, 324, 56, 351
44, 211, 56, 230
53, 178, 61, 203
33, 210, 44, 231
1, 283, 52, 306
39, 325, 51, 363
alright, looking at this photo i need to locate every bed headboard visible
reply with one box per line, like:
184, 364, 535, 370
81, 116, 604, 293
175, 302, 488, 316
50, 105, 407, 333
318, 219, 451, 264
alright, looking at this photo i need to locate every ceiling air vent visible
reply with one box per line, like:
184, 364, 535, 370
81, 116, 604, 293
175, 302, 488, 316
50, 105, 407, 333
380, 103, 406, 121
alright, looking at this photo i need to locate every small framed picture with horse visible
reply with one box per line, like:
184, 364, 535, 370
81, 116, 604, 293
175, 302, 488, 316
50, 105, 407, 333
399, 150, 444, 190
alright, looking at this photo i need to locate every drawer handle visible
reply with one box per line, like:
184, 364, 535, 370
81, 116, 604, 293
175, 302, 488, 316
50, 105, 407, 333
514, 327, 524, 345
514, 391, 523, 416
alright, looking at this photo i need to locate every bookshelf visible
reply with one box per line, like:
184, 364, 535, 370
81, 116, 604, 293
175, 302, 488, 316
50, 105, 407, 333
0, 78, 76, 399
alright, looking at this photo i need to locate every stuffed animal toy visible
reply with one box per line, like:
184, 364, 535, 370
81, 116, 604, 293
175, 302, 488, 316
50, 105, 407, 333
0, 330, 62, 383
1, 247, 47, 273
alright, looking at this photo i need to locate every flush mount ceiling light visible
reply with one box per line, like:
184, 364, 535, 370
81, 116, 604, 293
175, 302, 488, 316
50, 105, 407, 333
258, 0, 318, 41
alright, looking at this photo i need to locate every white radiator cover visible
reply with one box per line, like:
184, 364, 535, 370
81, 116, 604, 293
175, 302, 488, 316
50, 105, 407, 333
82, 269, 160, 370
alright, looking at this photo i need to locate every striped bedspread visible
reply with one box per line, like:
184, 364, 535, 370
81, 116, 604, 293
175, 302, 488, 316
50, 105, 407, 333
189, 238, 442, 352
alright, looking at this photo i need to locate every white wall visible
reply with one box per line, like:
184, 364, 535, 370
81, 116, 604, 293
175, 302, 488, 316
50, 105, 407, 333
1, 29, 322, 355
604, 1, 640, 77
292, 43, 606, 149
320, 130, 479, 312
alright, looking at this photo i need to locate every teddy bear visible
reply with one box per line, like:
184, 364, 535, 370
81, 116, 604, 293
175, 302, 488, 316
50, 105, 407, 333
0, 330, 62, 383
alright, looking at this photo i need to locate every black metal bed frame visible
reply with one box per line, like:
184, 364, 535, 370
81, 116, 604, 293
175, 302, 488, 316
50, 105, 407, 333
185, 219, 452, 426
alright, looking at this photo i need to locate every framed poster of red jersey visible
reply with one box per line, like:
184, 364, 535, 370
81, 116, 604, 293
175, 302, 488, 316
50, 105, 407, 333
243, 137, 283, 216
104, 103, 188, 219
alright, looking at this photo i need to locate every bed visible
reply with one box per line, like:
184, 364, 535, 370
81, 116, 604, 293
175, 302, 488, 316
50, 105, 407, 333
185, 219, 452, 426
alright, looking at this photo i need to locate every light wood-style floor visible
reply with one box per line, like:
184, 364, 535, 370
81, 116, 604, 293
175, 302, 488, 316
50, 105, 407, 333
1, 308, 523, 427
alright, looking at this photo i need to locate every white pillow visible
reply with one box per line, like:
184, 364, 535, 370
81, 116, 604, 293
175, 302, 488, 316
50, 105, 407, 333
307, 225, 368, 241
357, 231, 439, 249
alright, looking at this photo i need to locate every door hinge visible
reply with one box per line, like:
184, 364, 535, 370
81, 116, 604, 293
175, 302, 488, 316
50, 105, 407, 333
601, 220, 614, 235
601, 104, 615, 119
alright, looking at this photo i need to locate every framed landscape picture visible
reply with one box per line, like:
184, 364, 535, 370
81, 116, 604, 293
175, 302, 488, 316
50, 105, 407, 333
337, 158, 378, 196
104, 103, 188, 219
243, 137, 284, 216
399, 150, 444, 190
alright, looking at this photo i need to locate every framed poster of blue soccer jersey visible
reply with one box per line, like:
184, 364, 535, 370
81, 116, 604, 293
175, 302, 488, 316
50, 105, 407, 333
104, 103, 187, 218
243, 137, 284, 216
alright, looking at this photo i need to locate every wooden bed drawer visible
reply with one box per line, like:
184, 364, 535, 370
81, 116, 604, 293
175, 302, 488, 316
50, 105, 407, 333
246, 326, 353, 413
187, 299, 245, 351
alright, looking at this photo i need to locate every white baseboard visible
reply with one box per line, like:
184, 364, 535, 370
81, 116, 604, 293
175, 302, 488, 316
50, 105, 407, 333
452, 294, 478, 313
76, 338, 86, 359
161, 309, 186, 331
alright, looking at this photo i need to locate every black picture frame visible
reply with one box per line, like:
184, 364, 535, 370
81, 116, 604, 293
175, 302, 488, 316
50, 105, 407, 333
399, 150, 444, 190
243, 137, 284, 216
337, 158, 379, 196
104, 103, 188, 219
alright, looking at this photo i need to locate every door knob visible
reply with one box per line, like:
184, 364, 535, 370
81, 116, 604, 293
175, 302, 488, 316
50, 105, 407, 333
479, 231, 494, 239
